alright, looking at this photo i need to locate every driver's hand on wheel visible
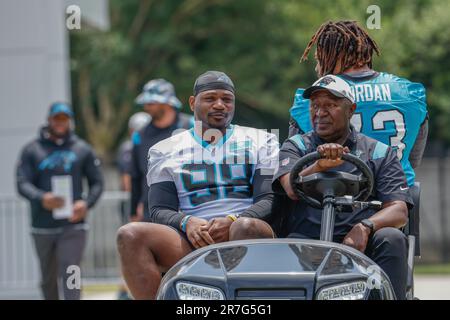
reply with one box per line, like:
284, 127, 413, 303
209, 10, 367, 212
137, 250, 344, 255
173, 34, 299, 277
316, 144, 350, 170
185, 216, 215, 249
343, 223, 371, 252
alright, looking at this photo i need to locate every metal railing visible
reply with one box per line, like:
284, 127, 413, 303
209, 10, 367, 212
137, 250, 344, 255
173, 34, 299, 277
0, 196, 40, 290
82, 191, 128, 280
0, 192, 128, 298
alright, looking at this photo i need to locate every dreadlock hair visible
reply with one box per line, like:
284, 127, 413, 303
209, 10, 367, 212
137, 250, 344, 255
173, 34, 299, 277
301, 20, 380, 77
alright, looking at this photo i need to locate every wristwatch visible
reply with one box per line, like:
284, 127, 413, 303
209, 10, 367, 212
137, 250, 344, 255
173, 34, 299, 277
360, 219, 375, 235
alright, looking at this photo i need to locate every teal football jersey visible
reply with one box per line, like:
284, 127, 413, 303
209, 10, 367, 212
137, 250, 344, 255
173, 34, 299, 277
290, 71, 427, 186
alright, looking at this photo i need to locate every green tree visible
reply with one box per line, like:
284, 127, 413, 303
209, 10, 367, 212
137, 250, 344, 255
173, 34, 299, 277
70, 0, 295, 160
70, 0, 450, 161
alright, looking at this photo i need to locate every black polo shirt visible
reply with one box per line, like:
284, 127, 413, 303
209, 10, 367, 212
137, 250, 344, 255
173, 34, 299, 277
273, 127, 413, 240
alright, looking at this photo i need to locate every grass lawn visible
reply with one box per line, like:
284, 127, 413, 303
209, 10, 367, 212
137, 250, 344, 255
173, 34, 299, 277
415, 264, 450, 275
82, 283, 119, 293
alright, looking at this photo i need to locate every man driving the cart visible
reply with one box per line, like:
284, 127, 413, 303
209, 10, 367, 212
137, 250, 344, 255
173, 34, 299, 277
273, 74, 413, 300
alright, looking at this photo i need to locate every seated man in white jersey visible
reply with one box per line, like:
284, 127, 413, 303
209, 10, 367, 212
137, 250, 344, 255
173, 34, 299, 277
117, 71, 279, 299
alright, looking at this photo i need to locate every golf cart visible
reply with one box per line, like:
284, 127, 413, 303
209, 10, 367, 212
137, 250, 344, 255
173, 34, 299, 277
156, 152, 420, 300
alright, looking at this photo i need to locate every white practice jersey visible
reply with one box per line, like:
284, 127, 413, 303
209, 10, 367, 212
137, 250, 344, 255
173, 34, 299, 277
147, 125, 279, 220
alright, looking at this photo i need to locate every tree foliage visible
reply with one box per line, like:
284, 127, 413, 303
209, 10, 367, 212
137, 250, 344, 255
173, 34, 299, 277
70, 0, 450, 160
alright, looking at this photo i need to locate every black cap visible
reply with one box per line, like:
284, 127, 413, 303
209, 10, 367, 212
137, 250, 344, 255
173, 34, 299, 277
193, 71, 235, 96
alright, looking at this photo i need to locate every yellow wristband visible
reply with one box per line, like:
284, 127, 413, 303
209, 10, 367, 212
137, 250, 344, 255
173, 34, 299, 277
226, 214, 237, 222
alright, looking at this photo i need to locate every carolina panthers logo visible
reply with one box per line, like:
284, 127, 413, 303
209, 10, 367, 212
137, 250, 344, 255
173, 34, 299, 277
353, 150, 364, 158
317, 76, 336, 86
39, 151, 77, 173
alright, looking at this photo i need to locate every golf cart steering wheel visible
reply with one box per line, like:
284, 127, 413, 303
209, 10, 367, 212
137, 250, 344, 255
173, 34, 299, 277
289, 151, 374, 209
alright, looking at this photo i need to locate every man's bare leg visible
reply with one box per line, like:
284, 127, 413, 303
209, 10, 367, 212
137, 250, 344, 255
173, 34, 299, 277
229, 217, 274, 240
116, 222, 193, 299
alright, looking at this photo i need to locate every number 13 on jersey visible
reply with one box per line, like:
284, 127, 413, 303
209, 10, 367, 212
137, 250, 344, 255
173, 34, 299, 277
351, 110, 406, 160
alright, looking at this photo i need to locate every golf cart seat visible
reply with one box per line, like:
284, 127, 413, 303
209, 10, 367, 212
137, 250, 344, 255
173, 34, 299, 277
403, 182, 421, 300
403, 182, 421, 257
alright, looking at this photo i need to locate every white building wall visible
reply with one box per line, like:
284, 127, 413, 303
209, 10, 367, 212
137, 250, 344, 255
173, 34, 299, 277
0, 0, 70, 196
0, 0, 109, 299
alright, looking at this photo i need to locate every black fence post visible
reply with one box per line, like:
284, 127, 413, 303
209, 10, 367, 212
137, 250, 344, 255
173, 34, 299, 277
439, 143, 449, 263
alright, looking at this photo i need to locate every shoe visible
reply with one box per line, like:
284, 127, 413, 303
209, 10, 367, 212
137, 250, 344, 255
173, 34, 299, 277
117, 290, 131, 300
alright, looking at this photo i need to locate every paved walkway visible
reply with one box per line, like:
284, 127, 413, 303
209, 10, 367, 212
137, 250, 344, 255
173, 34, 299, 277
414, 275, 450, 300
81, 275, 450, 300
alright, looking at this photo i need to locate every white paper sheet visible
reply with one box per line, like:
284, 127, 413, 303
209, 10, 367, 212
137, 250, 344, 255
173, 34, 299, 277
51, 175, 73, 219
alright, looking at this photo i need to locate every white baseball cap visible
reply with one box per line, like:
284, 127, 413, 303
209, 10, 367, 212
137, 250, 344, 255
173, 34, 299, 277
303, 75, 355, 104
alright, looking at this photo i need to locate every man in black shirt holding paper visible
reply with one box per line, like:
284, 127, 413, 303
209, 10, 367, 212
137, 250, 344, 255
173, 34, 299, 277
16, 102, 103, 300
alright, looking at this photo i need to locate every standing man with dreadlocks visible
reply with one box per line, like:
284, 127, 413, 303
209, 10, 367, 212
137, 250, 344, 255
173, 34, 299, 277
289, 20, 428, 187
